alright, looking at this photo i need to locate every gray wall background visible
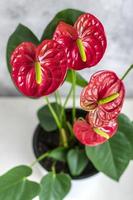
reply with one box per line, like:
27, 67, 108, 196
0, 0, 133, 97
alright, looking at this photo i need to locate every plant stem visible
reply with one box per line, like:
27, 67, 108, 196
72, 70, 76, 123
55, 91, 62, 106
54, 92, 58, 104
51, 162, 56, 177
45, 97, 62, 129
61, 86, 73, 118
121, 64, 133, 80
57, 91, 62, 105
66, 121, 74, 139
51, 164, 56, 174
63, 86, 73, 108
30, 152, 49, 167
45, 97, 68, 148
60, 128, 68, 147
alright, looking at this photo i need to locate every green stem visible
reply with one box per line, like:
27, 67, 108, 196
72, 70, 76, 123
78, 117, 85, 121
55, 91, 62, 106
60, 128, 68, 147
52, 164, 56, 174
61, 86, 73, 118
54, 91, 65, 127
57, 91, 62, 106
121, 64, 133, 80
98, 93, 119, 105
54, 92, 58, 104
45, 97, 62, 129
63, 86, 73, 108
51, 162, 56, 178
45, 97, 68, 148
30, 152, 49, 167
66, 121, 74, 139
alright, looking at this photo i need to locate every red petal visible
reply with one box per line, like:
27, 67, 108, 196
10, 41, 67, 98
73, 118, 118, 146
37, 40, 67, 95
53, 21, 78, 41
53, 13, 107, 70
80, 70, 125, 126
74, 13, 107, 68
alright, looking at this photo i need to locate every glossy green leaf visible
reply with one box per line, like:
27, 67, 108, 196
85, 131, 131, 181
37, 102, 62, 132
39, 172, 71, 200
66, 70, 88, 87
67, 149, 88, 176
6, 23, 39, 73
41, 9, 84, 41
0, 165, 40, 200
118, 113, 133, 159
48, 147, 68, 162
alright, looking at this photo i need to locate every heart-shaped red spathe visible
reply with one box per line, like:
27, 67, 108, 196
53, 13, 107, 70
73, 118, 118, 146
10, 40, 67, 98
80, 70, 125, 127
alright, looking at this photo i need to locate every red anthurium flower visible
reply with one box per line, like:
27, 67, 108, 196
10, 40, 67, 98
53, 13, 107, 70
80, 70, 125, 127
73, 118, 118, 146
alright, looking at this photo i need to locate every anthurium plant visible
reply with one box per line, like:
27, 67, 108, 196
2, 8, 133, 200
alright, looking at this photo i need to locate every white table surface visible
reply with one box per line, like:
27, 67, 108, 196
0, 97, 133, 200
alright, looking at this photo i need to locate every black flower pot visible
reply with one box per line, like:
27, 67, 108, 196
33, 108, 99, 180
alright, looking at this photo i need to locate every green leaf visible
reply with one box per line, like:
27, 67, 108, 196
85, 131, 131, 181
6, 23, 39, 73
37, 102, 62, 132
39, 172, 71, 200
66, 70, 88, 88
67, 149, 88, 176
118, 113, 133, 159
48, 147, 68, 162
41, 8, 84, 41
0, 165, 40, 200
